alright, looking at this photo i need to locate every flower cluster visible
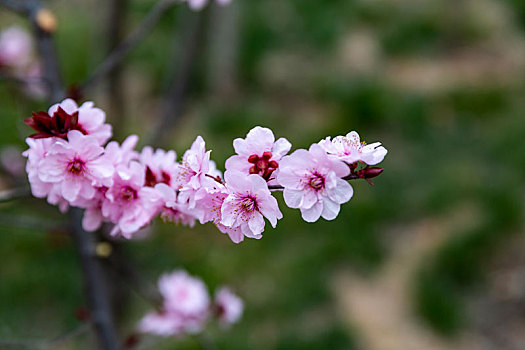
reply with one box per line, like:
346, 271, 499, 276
23, 99, 387, 242
139, 270, 243, 337
0, 25, 45, 98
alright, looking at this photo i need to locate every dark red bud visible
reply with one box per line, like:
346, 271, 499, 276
124, 334, 141, 349
249, 166, 259, 174
248, 155, 259, 163
268, 160, 279, 168
74, 307, 90, 322
262, 151, 272, 160
363, 167, 384, 178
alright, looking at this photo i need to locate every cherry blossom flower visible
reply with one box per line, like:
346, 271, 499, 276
105, 135, 139, 168
318, 131, 387, 165
139, 270, 210, 336
36, 130, 113, 204
176, 136, 221, 208
102, 161, 160, 238
220, 170, 282, 239
194, 187, 245, 243
225, 126, 291, 183
139, 146, 178, 188
0, 26, 32, 69
154, 183, 197, 227
214, 287, 243, 327
45, 99, 112, 145
277, 144, 353, 222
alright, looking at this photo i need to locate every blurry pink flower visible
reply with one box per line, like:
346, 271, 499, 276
225, 126, 291, 183
48, 99, 112, 145
102, 161, 159, 238
139, 312, 183, 337
277, 144, 353, 222
22, 62, 46, 99
140, 146, 178, 187
36, 130, 113, 204
0, 26, 32, 69
139, 270, 210, 336
182, 0, 231, 11
214, 287, 243, 327
1, 146, 25, 177
220, 170, 282, 239
318, 131, 387, 165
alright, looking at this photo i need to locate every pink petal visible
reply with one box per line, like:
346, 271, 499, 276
300, 201, 323, 222
321, 197, 340, 220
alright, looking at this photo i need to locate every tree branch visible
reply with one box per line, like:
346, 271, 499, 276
80, 0, 179, 93
70, 208, 120, 350
0, 186, 30, 203
0, 323, 90, 350
147, 10, 207, 146
0, 0, 64, 102
1, 2, 121, 348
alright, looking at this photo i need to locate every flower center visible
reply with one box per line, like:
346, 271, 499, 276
67, 158, 85, 176
240, 196, 257, 212
248, 151, 279, 180
309, 173, 325, 191
120, 186, 137, 202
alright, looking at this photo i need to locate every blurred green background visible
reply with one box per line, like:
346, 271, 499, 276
1, 0, 525, 349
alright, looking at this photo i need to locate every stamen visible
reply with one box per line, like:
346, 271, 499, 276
67, 159, 85, 176
309, 174, 325, 191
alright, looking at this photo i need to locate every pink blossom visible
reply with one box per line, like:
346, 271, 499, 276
176, 136, 221, 208
139, 270, 210, 336
0, 26, 32, 69
225, 126, 291, 183
2, 146, 26, 177
48, 99, 112, 145
102, 161, 160, 238
220, 170, 282, 239
104, 134, 139, 168
35, 130, 113, 204
318, 131, 387, 165
182, 0, 231, 11
193, 187, 245, 243
139, 146, 178, 187
139, 312, 183, 337
214, 287, 243, 327
154, 184, 197, 227
22, 62, 46, 99
277, 144, 353, 222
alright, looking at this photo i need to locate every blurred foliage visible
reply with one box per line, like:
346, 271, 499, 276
1, 0, 525, 348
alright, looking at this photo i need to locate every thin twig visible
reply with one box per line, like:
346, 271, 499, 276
0, 212, 63, 231
80, 0, 179, 93
106, 0, 129, 138
0, 186, 30, 203
147, 10, 206, 146
0, 0, 29, 14
0, 322, 90, 349
0, 73, 46, 86
106, 249, 163, 309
